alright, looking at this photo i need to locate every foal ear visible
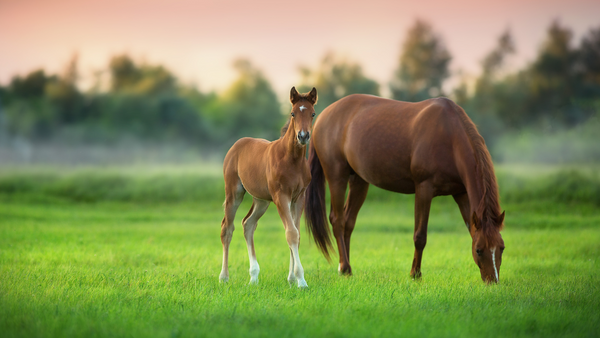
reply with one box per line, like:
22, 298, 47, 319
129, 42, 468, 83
471, 212, 481, 230
307, 87, 318, 105
290, 86, 301, 104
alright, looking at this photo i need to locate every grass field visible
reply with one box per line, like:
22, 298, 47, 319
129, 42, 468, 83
0, 165, 599, 337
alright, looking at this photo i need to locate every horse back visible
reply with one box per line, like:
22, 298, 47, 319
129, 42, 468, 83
313, 95, 475, 196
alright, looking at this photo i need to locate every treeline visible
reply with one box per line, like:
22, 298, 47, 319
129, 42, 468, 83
1, 19, 599, 158
0, 56, 283, 151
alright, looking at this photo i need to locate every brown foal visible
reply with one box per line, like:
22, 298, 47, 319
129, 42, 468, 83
219, 87, 318, 288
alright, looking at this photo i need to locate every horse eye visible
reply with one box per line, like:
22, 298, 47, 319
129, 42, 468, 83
312, 113, 315, 117
476, 249, 483, 256
291, 112, 295, 117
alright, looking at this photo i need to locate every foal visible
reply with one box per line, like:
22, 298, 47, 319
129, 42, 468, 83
219, 87, 318, 288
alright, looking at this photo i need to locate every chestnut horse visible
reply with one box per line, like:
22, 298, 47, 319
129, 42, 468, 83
304, 94, 505, 283
219, 87, 318, 288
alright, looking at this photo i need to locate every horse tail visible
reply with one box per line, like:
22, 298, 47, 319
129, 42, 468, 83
305, 142, 333, 262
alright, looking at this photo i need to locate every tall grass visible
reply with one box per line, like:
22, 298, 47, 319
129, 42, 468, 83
1, 165, 598, 206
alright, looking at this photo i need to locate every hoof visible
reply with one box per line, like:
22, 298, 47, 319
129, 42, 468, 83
410, 271, 422, 280
288, 277, 297, 286
249, 278, 259, 285
219, 276, 229, 283
297, 279, 308, 289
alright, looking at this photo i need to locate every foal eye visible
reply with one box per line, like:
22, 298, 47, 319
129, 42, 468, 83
312, 113, 315, 117
291, 112, 295, 117
476, 249, 483, 257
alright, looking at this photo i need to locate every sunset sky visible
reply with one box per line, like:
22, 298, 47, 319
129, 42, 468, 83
1, 0, 599, 98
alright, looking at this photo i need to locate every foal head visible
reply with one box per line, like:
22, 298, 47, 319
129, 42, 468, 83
469, 211, 505, 284
289, 86, 317, 145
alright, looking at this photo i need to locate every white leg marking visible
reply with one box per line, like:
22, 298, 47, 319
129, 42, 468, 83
291, 244, 308, 288
491, 247, 498, 282
248, 254, 260, 285
288, 251, 296, 285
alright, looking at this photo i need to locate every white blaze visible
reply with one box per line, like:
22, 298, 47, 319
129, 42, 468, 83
299, 105, 306, 112
491, 247, 498, 282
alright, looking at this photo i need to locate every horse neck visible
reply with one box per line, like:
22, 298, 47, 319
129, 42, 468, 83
278, 118, 306, 160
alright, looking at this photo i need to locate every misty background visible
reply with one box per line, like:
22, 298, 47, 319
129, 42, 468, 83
1, 12, 599, 165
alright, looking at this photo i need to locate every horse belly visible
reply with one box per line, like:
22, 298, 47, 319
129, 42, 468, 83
345, 136, 416, 194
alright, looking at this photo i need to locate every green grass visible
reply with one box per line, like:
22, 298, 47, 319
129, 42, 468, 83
0, 165, 599, 337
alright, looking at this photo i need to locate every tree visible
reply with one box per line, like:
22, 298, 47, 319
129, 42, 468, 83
390, 19, 451, 102
579, 27, 600, 87
108, 54, 177, 96
298, 52, 379, 114
44, 53, 83, 124
216, 59, 282, 143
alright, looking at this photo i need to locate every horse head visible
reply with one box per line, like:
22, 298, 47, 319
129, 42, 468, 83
289, 86, 317, 145
469, 211, 505, 283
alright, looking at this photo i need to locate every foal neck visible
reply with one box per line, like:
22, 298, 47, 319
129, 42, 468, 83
280, 118, 306, 160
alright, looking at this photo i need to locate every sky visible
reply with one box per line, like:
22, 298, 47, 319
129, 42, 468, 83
1, 0, 599, 99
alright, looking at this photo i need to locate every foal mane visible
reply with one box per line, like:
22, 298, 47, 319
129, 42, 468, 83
450, 101, 503, 238
280, 119, 291, 138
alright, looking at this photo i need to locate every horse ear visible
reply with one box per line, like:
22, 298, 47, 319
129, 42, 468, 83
290, 86, 300, 104
471, 212, 481, 230
307, 87, 318, 105
497, 211, 505, 226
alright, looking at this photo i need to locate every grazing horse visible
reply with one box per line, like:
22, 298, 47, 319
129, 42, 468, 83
304, 94, 505, 283
219, 87, 318, 288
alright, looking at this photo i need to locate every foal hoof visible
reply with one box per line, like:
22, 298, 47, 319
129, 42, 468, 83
249, 278, 259, 285
219, 276, 229, 283
297, 279, 308, 289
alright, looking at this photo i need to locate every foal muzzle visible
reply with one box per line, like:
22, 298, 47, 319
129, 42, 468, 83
297, 131, 310, 145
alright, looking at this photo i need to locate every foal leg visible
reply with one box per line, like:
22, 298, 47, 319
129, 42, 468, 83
242, 198, 270, 285
410, 182, 434, 279
453, 193, 471, 231
287, 194, 305, 285
219, 178, 245, 282
275, 195, 308, 288
342, 174, 369, 271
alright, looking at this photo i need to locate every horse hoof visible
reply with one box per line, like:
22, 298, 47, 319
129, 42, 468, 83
249, 278, 259, 285
410, 271, 422, 280
219, 276, 229, 283
288, 278, 297, 286
297, 279, 308, 288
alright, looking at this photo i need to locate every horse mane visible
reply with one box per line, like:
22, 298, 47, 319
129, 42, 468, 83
450, 100, 503, 238
280, 93, 315, 138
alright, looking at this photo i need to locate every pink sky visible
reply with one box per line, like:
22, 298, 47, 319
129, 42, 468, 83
1, 0, 599, 98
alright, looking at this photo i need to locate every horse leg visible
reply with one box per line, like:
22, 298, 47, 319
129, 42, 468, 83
453, 192, 471, 231
242, 198, 270, 285
274, 195, 308, 288
342, 174, 369, 271
287, 193, 305, 285
219, 177, 245, 282
328, 174, 351, 275
410, 182, 434, 279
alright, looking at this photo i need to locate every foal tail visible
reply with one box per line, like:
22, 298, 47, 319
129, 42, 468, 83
305, 142, 333, 262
